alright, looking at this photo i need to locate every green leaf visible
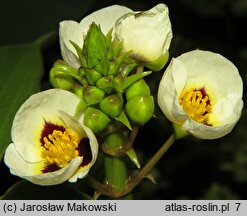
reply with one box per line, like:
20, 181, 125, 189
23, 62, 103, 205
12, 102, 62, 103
0, 180, 91, 200
0, 42, 44, 160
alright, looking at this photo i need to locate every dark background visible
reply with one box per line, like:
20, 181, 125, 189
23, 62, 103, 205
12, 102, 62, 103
0, 0, 247, 199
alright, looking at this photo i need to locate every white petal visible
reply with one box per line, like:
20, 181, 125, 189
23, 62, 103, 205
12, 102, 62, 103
4, 143, 83, 185
157, 57, 187, 124
183, 109, 243, 139
171, 50, 243, 126
11, 89, 80, 163
58, 112, 98, 182
158, 49, 243, 139
114, 3, 172, 62
4, 143, 43, 176
79, 5, 132, 35
211, 94, 243, 126
59, 5, 132, 67
59, 110, 87, 139
59, 21, 81, 68
69, 115, 99, 182
176, 50, 243, 99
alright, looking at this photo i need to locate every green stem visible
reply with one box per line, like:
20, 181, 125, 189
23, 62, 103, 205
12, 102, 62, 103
125, 133, 176, 193
136, 64, 144, 74
87, 133, 176, 198
103, 130, 128, 195
104, 155, 127, 192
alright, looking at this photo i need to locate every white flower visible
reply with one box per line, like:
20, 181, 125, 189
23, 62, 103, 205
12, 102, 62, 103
4, 89, 98, 185
114, 3, 173, 71
158, 50, 243, 139
59, 5, 133, 68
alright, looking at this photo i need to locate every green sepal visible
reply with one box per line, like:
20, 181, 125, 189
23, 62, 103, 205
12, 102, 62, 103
73, 85, 83, 98
125, 148, 141, 169
70, 40, 87, 68
121, 63, 137, 78
145, 51, 169, 71
105, 28, 113, 45
112, 39, 123, 58
122, 55, 137, 65
114, 111, 132, 130
74, 98, 87, 118
173, 123, 189, 139
96, 75, 113, 94
106, 28, 115, 61
95, 57, 110, 75
83, 85, 105, 105
112, 74, 124, 93
78, 68, 88, 85
85, 69, 102, 85
108, 51, 131, 75
123, 71, 152, 91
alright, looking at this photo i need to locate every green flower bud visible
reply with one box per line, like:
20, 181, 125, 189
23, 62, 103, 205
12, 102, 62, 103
49, 60, 77, 90
125, 79, 150, 100
84, 107, 111, 133
83, 85, 105, 105
85, 69, 102, 85
83, 23, 108, 69
99, 94, 123, 117
126, 95, 154, 125
96, 75, 113, 94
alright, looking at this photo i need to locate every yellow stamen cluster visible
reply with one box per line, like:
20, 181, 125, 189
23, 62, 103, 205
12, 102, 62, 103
42, 129, 79, 168
179, 88, 212, 125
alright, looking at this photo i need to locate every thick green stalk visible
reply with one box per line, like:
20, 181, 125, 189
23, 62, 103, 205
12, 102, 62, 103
87, 133, 176, 198
104, 155, 127, 192
103, 130, 128, 194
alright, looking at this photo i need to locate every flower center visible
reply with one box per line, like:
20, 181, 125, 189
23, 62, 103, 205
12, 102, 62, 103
41, 129, 79, 169
179, 88, 212, 125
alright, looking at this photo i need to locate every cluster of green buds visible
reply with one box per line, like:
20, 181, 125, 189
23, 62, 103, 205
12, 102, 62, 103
50, 23, 154, 133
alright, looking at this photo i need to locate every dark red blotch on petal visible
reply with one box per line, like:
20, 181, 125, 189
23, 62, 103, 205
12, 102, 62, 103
42, 163, 60, 173
40, 120, 66, 146
199, 87, 211, 105
77, 138, 92, 167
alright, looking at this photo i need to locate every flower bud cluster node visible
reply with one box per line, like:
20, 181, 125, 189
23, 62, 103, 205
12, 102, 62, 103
50, 22, 155, 133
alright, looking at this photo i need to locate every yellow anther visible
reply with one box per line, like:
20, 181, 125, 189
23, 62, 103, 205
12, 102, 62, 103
65, 155, 71, 162
179, 88, 212, 125
41, 129, 80, 168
